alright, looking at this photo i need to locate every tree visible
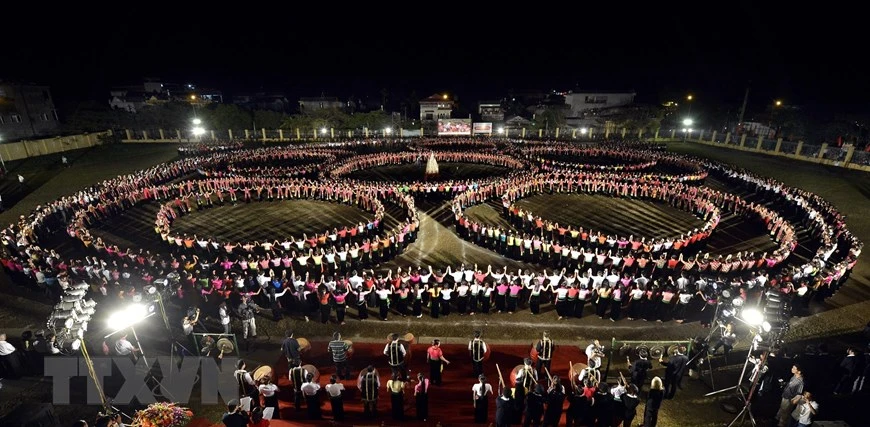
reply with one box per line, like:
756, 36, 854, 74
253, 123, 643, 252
532, 107, 567, 130
200, 104, 253, 132
253, 110, 286, 130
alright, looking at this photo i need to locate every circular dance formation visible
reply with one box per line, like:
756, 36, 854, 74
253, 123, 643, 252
0, 138, 863, 350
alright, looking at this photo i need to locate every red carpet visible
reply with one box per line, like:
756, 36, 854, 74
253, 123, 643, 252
194, 340, 588, 426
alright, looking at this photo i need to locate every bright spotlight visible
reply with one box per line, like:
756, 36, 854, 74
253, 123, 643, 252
497, 128, 505, 134
107, 303, 148, 330
682, 128, 688, 133
192, 127, 205, 136
320, 128, 328, 134
580, 127, 588, 134
761, 321, 772, 333
385, 127, 392, 134
687, 128, 693, 133
741, 308, 764, 326
682, 118, 694, 126
192, 118, 202, 125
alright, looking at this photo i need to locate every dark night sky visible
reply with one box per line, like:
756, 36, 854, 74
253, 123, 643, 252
5, 3, 867, 113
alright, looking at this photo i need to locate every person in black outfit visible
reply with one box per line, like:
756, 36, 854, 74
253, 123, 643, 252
282, 329, 301, 366
221, 399, 250, 427
835, 346, 860, 394
564, 381, 585, 427
416, 372, 430, 421
644, 377, 664, 427
591, 382, 613, 427
523, 384, 545, 427
620, 384, 640, 427
496, 386, 515, 427
535, 331, 555, 376
629, 352, 653, 391
289, 360, 306, 411
659, 345, 688, 399
542, 376, 565, 427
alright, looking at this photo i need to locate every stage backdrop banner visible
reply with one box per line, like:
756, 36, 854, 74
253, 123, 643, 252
438, 119, 472, 136
473, 122, 493, 134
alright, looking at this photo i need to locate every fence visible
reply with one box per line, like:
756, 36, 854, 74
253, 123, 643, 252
117, 126, 870, 172
0, 131, 112, 164
662, 130, 870, 172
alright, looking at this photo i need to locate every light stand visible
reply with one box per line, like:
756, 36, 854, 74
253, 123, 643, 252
727, 350, 770, 427
704, 332, 758, 398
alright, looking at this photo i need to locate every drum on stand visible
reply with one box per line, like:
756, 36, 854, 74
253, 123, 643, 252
571, 362, 589, 378
302, 364, 320, 382
253, 365, 273, 384
297, 338, 311, 354
510, 364, 525, 386
529, 341, 539, 364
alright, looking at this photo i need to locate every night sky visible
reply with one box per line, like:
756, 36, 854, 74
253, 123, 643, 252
5, 4, 866, 113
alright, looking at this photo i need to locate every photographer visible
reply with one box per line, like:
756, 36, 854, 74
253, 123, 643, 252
221, 398, 249, 427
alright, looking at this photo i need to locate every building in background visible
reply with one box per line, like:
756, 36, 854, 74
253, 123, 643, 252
232, 92, 292, 112
0, 80, 59, 141
109, 79, 222, 113
420, 94, 453, 121
478, 101, 504, 122
563, 90, 635, 113
298, 96, 346, 112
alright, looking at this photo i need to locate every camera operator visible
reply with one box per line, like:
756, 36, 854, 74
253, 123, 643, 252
712, 322, 737, 363
222, 398, 250, 427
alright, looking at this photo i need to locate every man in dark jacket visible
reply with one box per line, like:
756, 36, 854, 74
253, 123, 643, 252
660, 345, 688, 399
619, 384, 640, 427
523, 384, 545, 427
496, 386, 515, 427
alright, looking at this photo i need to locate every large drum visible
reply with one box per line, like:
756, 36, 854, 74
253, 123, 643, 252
297, 338, 311, 353
529, 341, 539, 363
571, 362, 589, 383
302, 364, 320, 382
483, 342, 492, 361
344, 340, 354, 359
253, 365, 273, 384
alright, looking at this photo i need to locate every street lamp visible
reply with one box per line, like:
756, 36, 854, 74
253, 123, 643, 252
580, 127, 588, 135
320, 127, 328, 135
774, 100, 783, 107
497, 127, 505, 135
385, 127, 392, 135
682, 118, 694, 142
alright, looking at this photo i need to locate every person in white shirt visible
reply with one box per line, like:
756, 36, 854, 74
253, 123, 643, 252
301, 373, 322, 419
325, 374, 346, 421
471, 375, 494, 423
258, 378, 280, 419
585, 340, 604, 370
0, 333, 16, 356
115, 334, 139, 361
182, 308, 199, 336
219, 302, 231, 334
790, 391, 818, 427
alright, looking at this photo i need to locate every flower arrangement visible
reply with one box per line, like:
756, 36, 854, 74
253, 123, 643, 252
130, 402, 193, 427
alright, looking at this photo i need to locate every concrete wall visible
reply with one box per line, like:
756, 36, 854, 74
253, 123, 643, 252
0, 131, 110, 162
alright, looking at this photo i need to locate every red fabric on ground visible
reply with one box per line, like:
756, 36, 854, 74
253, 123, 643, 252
195, 340, 589, 426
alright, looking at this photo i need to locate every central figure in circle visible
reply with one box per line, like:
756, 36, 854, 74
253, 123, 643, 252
424, 152, 440, 180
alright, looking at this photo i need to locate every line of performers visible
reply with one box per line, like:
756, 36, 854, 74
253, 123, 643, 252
226, 330, 684, 426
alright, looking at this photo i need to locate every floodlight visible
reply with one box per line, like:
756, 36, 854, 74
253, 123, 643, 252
580, 127, 588, 134
192, 118, 202, 125
741, 308, 764, 326
682, 118, 694, 126
192, 127, 205, 136
107, 303, 148, 330
497, 128, 505, 134
761, 321, 772, 332
320, 128, 328, 134
385, 127, 392, 134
